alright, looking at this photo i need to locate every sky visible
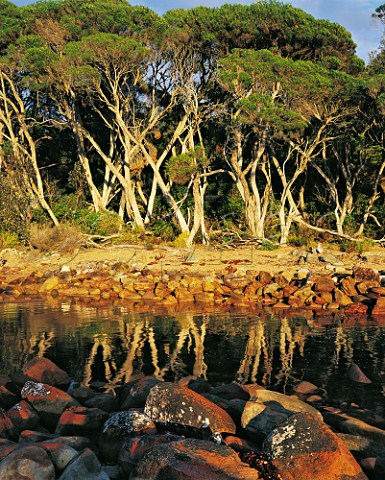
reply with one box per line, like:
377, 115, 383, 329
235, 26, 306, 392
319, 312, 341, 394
12, 0, 384, 63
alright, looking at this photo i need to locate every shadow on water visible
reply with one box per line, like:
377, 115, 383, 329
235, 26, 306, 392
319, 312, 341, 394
0, 301, 385, 411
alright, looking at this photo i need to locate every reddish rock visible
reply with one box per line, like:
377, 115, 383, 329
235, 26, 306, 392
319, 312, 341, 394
144, 382, 236, 435
0, 385, 18, 410
334, 288, 353, 306
223, 435, 260, 454
347, 363, 372, 384
371, 286, 385, 295
258, 271, 272, 284
132, 438, 259, 480
356, 280, 380, 295
360, 456, 385, 480
55, 405, 109, 438
343, 303, 369, 315
0, 445, 55, 480
118, 433, 181, 474
22, 357, 70, 387
293, 381, 319, 395
0, 408, 18, 440
99, 410, 157, 462
19, 430, 57, 443
353, 267, 380, 282
341, 276, 358, 296
313, 276, 335, 293
7, 400, 40, 432
263, 412, 367, 480
21, 381, 78, 430
371, 296, 385, 315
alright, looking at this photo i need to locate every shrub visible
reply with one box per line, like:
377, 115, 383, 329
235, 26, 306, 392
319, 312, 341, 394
29, 223, 85, 254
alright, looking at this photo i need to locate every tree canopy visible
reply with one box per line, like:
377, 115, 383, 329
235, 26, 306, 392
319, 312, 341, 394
1, 0, 385, 248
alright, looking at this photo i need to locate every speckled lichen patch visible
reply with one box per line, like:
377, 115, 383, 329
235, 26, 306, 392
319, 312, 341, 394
21, 381, 50, 397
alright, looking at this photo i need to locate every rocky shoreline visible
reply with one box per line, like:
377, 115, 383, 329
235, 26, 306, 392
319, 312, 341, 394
2, 356, 384, 479
1, 257, 385, 318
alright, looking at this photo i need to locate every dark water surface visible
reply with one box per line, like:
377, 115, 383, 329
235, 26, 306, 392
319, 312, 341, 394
1, 301, 384, 412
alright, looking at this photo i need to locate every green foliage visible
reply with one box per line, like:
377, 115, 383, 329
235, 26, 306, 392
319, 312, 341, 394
74, 209, 123, 236
259, 239, 279, 251
151, 220, 177, 242
173, 231, 189, 248
0, 231, 20, 249
165, 147, 208, 185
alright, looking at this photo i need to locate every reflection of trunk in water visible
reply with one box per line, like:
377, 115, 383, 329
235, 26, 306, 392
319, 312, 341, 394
82, 334, 116, 387
106, 322, 144, 393
237, 320, 265, 384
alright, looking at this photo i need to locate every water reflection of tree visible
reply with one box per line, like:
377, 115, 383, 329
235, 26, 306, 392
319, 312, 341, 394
1, 303, 385, 400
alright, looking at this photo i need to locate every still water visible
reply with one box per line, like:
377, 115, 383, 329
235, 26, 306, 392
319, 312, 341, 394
0, 301, 385, 411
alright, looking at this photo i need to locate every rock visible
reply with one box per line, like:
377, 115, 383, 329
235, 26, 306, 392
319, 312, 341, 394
55, 405, 109, 440
120, 376, 161, 409
7, 400, 40, 432
40, 441, 78, 473
83, 393, 119, 412
241, 401, 288, 437
39, 276, 60, 293
0, 386, 18, 410
0, 445, 55, 480
245, 388, 323, 420
22, 357, 70, 387
320, 253, 344, 266
337, 433, 385, 460
21, 381, 78, 430
356, 280, 380, 295
210, 383, 249, 401
58, 447, 109, 480
292, 381, 319, 395
99, 410, 157, 462
263, 412, 367, 480
68, 386, 96, 403
313, 275, 335, 293
371, 296, 385, 315
176, 376, 211, 394
341, 276, 358, 296
223, 435, 261, 454
334, 288, 354, 306
0, 408, 18, 440
360, 456, 385, 480
144, 382, 236, 435
19, 430, 58, 443
347, 363, 372, 384
118, 433, 181, 474
353, 267, 380, 282
322, 408, 385, 446
131, 438, 259, 480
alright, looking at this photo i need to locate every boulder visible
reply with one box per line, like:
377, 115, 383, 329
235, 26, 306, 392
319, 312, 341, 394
144, 382, 236, 435
99, 410, 157, 462
22, 357, 70, 387
21, 381, 78, 430
7, 400, 40, 432
0, 386, 18, 410
263, 412, 367, 480
55, 405, 109, 439
0, 445, 55, 480
58, 447, 109, 480
131, 438, 259, 480
120, 376, 161, 409
118, 433, 181, 474
40, 441, 78, 473
0, 408, 18, 440
347, 363, 372, 384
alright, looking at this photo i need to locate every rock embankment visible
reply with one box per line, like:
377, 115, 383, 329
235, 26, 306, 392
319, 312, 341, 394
1, 260, 385, 315
1, 357, 384, 479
